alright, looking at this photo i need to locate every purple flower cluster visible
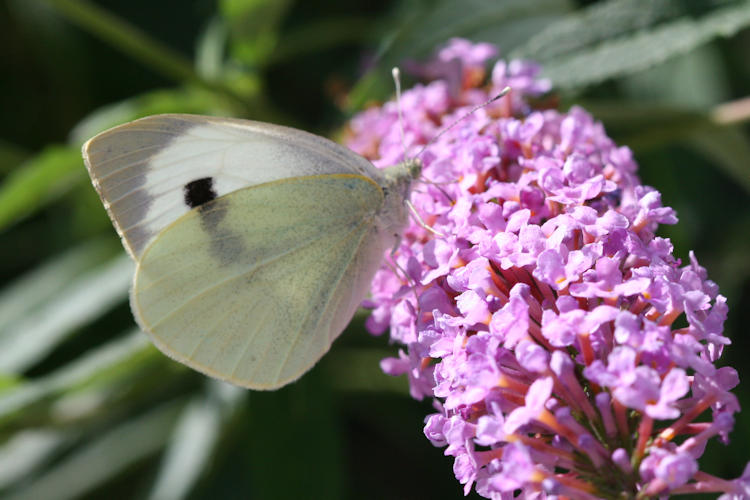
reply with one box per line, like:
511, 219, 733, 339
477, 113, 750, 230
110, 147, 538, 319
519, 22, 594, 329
345, 39, 749, 499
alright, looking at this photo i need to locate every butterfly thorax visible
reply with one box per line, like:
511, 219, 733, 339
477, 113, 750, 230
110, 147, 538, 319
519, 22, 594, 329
376, 159, 422, 244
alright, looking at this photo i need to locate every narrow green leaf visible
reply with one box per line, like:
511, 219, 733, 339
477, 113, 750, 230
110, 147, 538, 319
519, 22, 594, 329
221, 0, 293, 66
348, 0, 573, 110
531, 1, 750, 89
511, 0, 733, 61
0, 240, 114, 334
0, 430, 68, 490
68, 88, 244, 147
196, 17, 229, 82
0, 255, 132, 374
41, 0, 251, 108
41, 0, 195, 81
4, 400, 184, 500
470, 14, 575, 56
0, 376, 20, 394
147, 380, 244, 500
579, 100, 705, 133
0, 330, 157, 428
684, 126, 750, 194
0, 146, 82, 231
245, 370, 344, 499
618, 44, 729, 110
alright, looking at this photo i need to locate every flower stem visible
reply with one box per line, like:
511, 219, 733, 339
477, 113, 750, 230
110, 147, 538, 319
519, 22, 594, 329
42, 0, 251, 110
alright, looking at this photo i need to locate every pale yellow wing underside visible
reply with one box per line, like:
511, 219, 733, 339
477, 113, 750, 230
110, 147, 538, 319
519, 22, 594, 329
132, 174, 388, 389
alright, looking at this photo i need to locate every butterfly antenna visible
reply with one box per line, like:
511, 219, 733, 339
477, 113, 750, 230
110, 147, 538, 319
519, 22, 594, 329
406, 199, 445, 237
392, 67, 409, 161
416, 182, 454, 204
415, 86, 511, 159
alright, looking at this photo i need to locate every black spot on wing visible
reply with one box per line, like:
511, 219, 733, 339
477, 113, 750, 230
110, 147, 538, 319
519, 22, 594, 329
184, 177, 217, 208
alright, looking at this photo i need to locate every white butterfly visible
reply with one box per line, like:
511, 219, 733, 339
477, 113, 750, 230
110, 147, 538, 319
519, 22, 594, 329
83, 114, 420, 390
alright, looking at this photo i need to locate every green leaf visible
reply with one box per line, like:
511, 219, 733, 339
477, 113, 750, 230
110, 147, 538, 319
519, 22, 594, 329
0, 240, 115, 335
684, 126, 750, 194
579, 100, 707, 137
221, 0, 293, 66
147, 380, 244, 500
511, 0, 729, 61
196, 17, 229, 82
245, 370, 344, 499
0, 254, 132, 374
0, 429, 69, 490
0, 146, 82, 231
4, 399, 184, 500
580, 99, 750, 195
515, 0, 750, 89
41, 0, 254, 109
0, 376, 20, 394
0, 330, 160, 429
68, 88, 246, 147
41, 0, 197, 87
618, 44, 729, 109
348, 0, 573, 110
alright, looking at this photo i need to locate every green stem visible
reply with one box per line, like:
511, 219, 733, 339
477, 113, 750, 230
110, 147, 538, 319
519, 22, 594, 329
42, 0, 250, 110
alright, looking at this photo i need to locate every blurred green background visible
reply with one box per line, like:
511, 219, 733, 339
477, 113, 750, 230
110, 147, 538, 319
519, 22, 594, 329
1, 0, 749, 498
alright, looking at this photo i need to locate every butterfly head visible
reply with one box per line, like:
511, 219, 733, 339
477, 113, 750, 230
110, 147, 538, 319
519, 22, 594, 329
383, 158, 422, 196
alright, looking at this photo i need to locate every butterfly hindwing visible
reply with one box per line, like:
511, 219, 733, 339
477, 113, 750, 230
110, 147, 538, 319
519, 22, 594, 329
82, 114, 381, 259
131, 174, 389, 389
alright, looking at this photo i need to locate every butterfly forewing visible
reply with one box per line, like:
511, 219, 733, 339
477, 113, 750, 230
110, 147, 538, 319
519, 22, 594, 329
132, 174, 388, 389
83, 114, 381, 259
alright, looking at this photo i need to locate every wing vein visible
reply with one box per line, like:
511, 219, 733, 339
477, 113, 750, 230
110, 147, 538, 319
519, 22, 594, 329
228, 297, 274, 379
144, 222, 357, 331
270, 219, 372, 384
96, 143, 237, 189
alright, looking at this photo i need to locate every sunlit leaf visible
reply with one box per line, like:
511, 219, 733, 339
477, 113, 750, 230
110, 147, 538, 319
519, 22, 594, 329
147, 380, 245, 500
0, 331, 159, 428
196, 17, 229, 81
0, 240, 114, 335
4, 399, 184, 500
69, 88, 244, 147
0, 146, 82, 231
0, 255, 132, 374
515, 0, 750, 89
511, 0, 728, 61
0, 429, 68, 490
221, 0, 292, 65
